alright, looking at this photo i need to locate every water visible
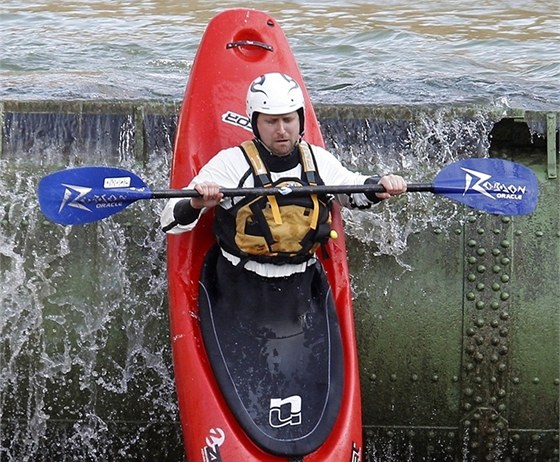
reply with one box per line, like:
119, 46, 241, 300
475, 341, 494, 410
1, 144, 182, 460
1, 0, 559, 110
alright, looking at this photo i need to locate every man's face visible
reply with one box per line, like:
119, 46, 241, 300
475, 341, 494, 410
256, 111, 300, 157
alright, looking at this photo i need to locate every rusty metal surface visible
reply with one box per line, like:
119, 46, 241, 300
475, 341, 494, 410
353, 145, 559, 460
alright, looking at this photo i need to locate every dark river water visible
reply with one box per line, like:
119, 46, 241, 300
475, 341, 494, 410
2, 0, 559, 110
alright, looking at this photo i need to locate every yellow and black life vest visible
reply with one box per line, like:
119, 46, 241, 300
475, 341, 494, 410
214, 140, 333, 264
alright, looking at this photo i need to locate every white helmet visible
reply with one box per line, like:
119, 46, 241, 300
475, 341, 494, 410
246, 72, 305, 138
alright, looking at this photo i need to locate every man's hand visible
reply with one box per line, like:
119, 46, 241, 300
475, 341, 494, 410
191, 182, 224, 209
375, 175, 407, 200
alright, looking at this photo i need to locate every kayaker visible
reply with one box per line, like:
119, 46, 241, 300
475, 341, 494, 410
161, 72, 407, 278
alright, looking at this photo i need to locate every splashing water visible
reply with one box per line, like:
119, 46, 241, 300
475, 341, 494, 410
327, 109, 497, 263
0, 130, 183, 459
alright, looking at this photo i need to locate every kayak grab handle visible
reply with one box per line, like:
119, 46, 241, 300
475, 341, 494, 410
226, 40, 273, 52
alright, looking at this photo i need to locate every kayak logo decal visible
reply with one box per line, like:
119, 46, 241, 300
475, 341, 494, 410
350, 441, 361, 462
59, 184, 93, 213
222, 111, 253, 132
201, 427, 225, 462
462, 168, 527, 201
269, 395, 302, 428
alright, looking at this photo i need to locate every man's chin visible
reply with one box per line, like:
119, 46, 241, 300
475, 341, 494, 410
271, 142, 293, 156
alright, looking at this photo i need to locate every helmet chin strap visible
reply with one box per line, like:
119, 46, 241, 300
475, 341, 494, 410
297, 107, 305, 137
250, 112, 260, 139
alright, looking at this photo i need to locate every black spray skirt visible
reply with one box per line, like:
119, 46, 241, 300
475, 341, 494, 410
198, 245, 344, 457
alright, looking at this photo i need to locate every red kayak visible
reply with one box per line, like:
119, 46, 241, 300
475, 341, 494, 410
166, 9, 363, 461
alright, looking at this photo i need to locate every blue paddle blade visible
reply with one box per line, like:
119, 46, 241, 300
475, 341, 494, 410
38, 166, 152, 225
433, 158, 539, 215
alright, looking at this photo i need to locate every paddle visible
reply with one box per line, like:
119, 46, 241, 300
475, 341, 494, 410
38, 158, 539, 225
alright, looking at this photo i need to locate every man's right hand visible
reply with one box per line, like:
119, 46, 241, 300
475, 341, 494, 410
191, 182, 224, 209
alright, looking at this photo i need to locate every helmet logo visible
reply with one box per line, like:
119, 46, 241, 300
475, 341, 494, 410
249, 74, 299, 107
249, 75, 267, 97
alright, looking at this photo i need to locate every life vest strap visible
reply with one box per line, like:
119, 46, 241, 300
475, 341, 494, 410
241, 140, 283, 224
298, 142, 320, 230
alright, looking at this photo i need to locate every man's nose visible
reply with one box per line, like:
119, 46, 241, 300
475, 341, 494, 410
277, 121, 287, 133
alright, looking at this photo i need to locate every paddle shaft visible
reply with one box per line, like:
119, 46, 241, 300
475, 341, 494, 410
149, 182, 435, 199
